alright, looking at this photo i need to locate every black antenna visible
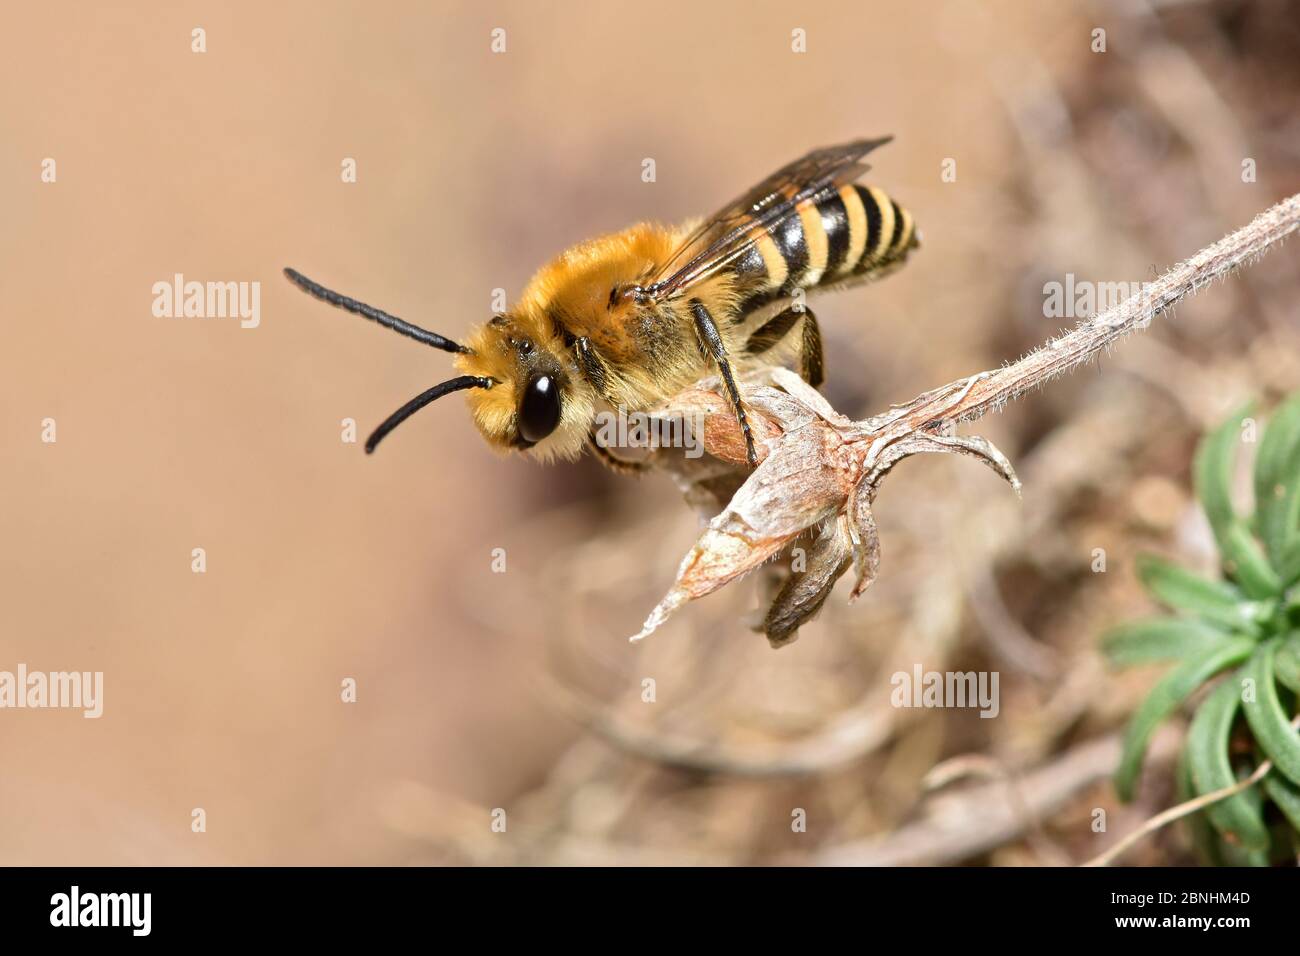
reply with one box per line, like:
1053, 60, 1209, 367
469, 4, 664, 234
365, 376, 494, 453
283, 267, 470, 354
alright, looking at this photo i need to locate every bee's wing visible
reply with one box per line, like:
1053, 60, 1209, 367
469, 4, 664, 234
646, 136, 892, 301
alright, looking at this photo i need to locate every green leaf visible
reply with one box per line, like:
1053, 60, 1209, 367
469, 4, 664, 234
1101, 618, 1231, 668
1220, 522, 1282, 599
1194, 401, 1280, 598
1115, 637, 1255, 802
1176, 753, 1225, 865
1134, 554, 1258, 631
1218, 841, 1271, 867
1240, 639, 1300, 786
1255, 394, 1300, 569
1280, 539, 1300, 587
1261, 770, 1300, 834
1195, 401, 1253, 537
1185, 677, 1271, 852
1216, 783, 1271, 866
1275, 633, 1300, 695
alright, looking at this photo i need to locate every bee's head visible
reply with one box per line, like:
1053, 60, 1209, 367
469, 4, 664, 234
283, 268, 593, 459
455, 314, 592, 461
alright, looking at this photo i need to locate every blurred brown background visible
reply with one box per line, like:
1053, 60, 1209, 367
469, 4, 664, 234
1, 1, 1297, 865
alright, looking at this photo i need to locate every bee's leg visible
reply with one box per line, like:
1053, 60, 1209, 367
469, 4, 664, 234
573, 336, 611, 400
798, 309, 825, 388
574, 336, 650, 475
745, 306, 824, 388
587, 431, 651, 476
744, 307, 801, 355
689, 298, 758, 468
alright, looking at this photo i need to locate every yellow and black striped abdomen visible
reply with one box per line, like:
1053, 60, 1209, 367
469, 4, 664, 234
732, 184, 918, 317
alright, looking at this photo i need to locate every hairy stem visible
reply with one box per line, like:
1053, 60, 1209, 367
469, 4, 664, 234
929, 193, 1300, 429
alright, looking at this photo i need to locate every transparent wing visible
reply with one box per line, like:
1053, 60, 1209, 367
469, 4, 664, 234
646, 136, 893, 301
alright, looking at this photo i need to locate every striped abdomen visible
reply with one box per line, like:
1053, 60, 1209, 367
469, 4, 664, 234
733, 184, 918, 316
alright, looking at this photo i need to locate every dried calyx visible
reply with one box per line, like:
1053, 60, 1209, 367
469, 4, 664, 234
635, 367, 1020, 648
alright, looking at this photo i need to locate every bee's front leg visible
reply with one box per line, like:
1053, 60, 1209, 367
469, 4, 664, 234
688, 298, 758, 468
573, 336, 611, 400
575, 336, 650, 475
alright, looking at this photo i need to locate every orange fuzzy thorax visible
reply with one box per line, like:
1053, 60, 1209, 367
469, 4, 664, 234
454, 221, 698, 462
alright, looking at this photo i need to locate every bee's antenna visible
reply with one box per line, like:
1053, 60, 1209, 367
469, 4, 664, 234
283, 267, 471, 354
365, 375, 494, 454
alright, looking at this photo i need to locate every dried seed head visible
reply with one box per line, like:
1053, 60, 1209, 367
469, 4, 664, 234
633, 368, 1021, 646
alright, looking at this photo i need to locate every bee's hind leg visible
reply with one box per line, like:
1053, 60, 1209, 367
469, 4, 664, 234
745, 306, 824, 388
690, 298, 758, 468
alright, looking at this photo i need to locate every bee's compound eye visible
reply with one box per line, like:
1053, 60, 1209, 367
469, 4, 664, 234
518, 373, 562, 444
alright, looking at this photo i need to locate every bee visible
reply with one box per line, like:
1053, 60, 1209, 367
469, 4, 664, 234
285, 136, 918, 470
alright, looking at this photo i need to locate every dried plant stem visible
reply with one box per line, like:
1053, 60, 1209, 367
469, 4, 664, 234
940, 193, 1300, 428
812, 732, 1135, 866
